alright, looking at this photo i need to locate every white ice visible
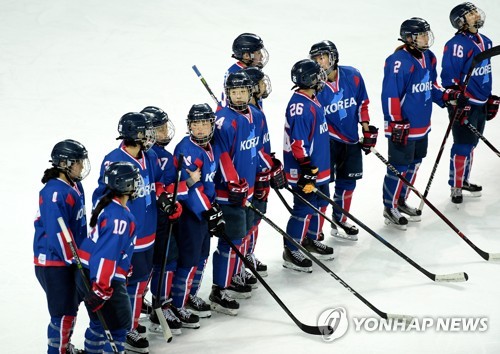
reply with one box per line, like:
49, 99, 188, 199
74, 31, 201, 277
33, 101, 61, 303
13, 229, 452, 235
1, 0, 500, 353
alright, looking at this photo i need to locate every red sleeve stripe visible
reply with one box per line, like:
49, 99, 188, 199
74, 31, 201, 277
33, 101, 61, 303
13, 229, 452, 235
219, 152, 239, 182
290, 140, 307, 160
96, 258, 116, 295
258, 149, 273, 170
387, 97, 402, 121
195, 187, 212, 211
358, 98, 370, 123
135, 232, 156, 250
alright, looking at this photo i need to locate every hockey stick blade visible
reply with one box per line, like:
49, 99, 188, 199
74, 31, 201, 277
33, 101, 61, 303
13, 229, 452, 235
487, 253, 500, 261
220, 232, 331, 336
386, 314, 415, 326
153, 307, 173, 342
434, 272, 468, 282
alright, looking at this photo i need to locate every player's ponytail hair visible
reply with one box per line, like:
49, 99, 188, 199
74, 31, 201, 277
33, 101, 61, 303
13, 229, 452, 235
90, 191, 117, 228
41, 167, 60, 184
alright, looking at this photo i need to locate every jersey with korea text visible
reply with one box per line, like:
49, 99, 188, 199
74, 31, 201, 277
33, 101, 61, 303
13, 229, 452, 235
92, 143, 163, 252
174, 136, 219, 219
316, 65, 370, 144
34, 178, 87, 267
283, 91, 330, 186
214, 106, 260, 204
250, 104, 274, 173
441, 31, 493, 104
382, 47, 444, 140
79, 199, 136, 293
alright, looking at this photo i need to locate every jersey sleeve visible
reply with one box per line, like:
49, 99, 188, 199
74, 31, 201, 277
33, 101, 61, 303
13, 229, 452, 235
381, 54, 408, 122
214, 115, 240, 182
354, 70, 371, 123
287, 103, 315, 163
441, 39, 467, 88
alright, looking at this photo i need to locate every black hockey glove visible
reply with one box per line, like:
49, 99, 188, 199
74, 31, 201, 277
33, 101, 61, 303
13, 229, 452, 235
254, 172, 271, 201
487, 95, 500, 121
297, 159, 318, 194
202, 203, 225, 237
227, 178, 249, 206
270, 157, 287, 189
361, 125, 378, 155
157, 192, 175, 214
390, 120, 410, 145
84, 284, 112, 312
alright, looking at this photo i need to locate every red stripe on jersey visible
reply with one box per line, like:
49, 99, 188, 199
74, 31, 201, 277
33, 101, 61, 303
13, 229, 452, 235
96, 258, 116, 295
39, 195, 43, 206
219, 151, 239, 182
195, 186, 212, 211
290, 139, 308, 161
66, 193, 75, 207
409, 64, 415, 73
33, 256, 66, 266
358, 98, 370, 123
388, 97, 402, 121
135, 232, 156, 250
194, 157, 203, 169
353, 75, 360, 87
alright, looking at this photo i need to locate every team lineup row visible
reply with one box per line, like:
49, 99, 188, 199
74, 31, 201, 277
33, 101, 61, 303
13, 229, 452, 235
33, 2, 498, 354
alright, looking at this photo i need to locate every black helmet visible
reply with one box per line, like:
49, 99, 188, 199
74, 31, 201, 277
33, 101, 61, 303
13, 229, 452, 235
291, 59, 326, 91
141, 106, 175, 146
400, 17, 434, 52
187, 103, 216, 146
241, 67, 272, 99
117, 112, 156, 151
50, 139, 91, 181
103, 161, 142, 199
224, 71, 253, 111
449, 2, 485, 30
309, 40, 339, 75
232, 33, 269, 68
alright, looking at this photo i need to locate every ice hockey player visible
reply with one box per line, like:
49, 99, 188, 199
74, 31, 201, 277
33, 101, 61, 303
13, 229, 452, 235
77, 161, 141, 353
34, 139, 90, 354
171, 103, 224, 326
140, 106, 189, 336
309, 40, 378, 241
381, 17, 459, 229
241, 66, 286, 278
210, 70, 264, 314
92, 112, 181, 353
442, 2, 498, 205
219, 33, 269, 110
283, 59, 334, 273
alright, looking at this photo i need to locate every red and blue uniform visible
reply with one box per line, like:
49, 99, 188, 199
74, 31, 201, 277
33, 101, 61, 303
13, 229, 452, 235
284, 91, 330, 250
34, 178, 86, 354
316, 65, 371, 224
381, 47, 444, 208
441, 31, 494, 188
171, 136, 219, 308
77, 199, 136, 353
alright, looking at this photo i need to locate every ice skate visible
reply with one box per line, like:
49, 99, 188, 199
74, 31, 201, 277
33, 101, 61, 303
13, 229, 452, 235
330, 221, 359, 241
186, 294, 211, 318
383, 207, 408, 230
397, 199, 422, 222
171, 305, 200, 329
149, 302, 182, 335
451, 187, 463, 209
282, 247, 313, 273
125, 328, 149, 353
226, 274, 252, 299
301, 237, 334, 260
209, 285, 239, 316
462, 181, 482, 197
244, 270, 258, 289
245, 253, 268, 277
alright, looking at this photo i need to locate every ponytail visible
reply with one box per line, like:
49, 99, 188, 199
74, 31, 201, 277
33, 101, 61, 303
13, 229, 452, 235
41, 167, 60, 184
89, 191, 116, 228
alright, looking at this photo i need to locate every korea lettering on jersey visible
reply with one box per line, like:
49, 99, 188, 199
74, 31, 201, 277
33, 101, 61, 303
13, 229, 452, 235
214, 107, 260, 203
382, 48, 444, 140
34, 179, 87, 267
92, 143, 163, 252
250, 105, 274, 172
316, 65, 370, 144
441, 32, 493, 103
174, 136, 219, 218
283, 92, 330, 186
151, 144, 189, 199
79, 199, 136, 293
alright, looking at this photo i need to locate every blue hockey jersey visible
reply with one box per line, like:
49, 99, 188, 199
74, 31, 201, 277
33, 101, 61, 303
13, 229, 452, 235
174, 136, 219, 219
151, 144, 189, 198
382, 47, 444, 140
283, 91, 330, 186
214, 106, 263, 203
34, 179, 87, 267
316, 65, 371, 144
79, 199, 136, 294
441, 31, 493, 104
92, 143, 163, 252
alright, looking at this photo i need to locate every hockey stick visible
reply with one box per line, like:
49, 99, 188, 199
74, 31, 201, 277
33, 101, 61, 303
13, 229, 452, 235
274, 187, 294, 214
245, 201, 413, 323
192, 65, 220, 106
57, 217, 119, 354
153, 153, 184, 342
464, 121, 500, 158
219, 232, 331, 336
370, 146, 500, 261
288, 186, 468, 282
418, 45, 500, 212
